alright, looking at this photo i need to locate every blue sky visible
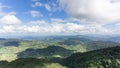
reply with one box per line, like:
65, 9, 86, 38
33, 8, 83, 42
0, 0, 68, 22
0, 0, 120, 37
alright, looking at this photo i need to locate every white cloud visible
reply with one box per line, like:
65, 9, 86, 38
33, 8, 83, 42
0, 25, 16, 33
31, 2, 43, 7
44, 4, 51, 12
0, 2, 21, 27
51, 18, 65, 23
31, 2, 52, 12
28, 20, 49, 26
0, 19, 113, 35
30, 10, 43, 17
59, 0, 120, 23
0, 21, 115, 35
17, 25, 40, 33
3, 25, 15, 33
0, 15, 21, 25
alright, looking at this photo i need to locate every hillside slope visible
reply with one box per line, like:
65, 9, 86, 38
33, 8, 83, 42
63, 46, 120, 68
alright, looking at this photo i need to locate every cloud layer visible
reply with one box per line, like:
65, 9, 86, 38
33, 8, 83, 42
59, 0, 120, 23
0, 19, 114, 35
0, 0, 120, 36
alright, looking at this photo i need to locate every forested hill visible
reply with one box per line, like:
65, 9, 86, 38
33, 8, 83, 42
63, 46, 120, 68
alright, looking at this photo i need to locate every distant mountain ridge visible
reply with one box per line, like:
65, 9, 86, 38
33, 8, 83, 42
17, 35, 120, 43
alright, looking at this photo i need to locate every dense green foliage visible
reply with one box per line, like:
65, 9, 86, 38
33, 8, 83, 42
0, 61, 8, 68
63, 46, 120, 68
0, 58, 66, 68
18, 46, 73, 58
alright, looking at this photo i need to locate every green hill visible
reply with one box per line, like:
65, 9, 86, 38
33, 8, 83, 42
63, 46, 120, 68
17, 46, 73, 58
0, 58, 66, 68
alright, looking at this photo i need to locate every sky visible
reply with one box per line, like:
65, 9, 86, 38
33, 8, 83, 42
0, 0, 120, 37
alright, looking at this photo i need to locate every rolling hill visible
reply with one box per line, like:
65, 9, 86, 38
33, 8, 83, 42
0, 36, 120, 61
0, 46, 120, 68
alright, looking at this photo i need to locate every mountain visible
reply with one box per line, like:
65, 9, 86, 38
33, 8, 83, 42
6, 35, 120, 44
86, 41, 120, 51
17, 46, 73, 58
0, 38, 6, 40
108, 36, 120, 43
63, 46, 120, 68
58, 37, 92, 46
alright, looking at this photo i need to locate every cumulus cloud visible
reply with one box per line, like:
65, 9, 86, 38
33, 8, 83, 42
30, 10, 43, 17
0, 15, 21, 25
59, 0, 120, 23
